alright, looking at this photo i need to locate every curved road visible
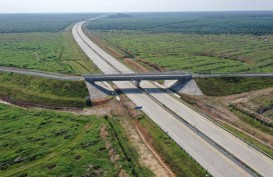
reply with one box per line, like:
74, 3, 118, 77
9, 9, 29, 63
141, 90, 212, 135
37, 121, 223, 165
73, 21, 273, 176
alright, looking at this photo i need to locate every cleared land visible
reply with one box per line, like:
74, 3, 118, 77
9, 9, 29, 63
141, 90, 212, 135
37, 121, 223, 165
0, 31, 98, 74
88, 12, 273, 74
92, 31, 273, 73
195, 77, 273, 96
0, 73, 88, 108
0, 104, 146, 177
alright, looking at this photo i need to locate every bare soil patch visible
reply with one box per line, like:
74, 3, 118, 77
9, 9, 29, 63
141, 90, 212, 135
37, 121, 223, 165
0, 94, 83, 110
91, 96, 113, 106
124, 58, 149, 72
224, 88, 273, 122
137, 59, 166, 72
113, 93, 173, 177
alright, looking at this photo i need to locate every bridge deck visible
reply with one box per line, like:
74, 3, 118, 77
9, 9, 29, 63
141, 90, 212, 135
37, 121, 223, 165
84, 72, 273, 82
84, 72, 191, 82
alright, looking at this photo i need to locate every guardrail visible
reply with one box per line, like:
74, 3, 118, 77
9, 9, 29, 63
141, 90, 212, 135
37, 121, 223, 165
192, 73, 273, 78
161, 85, 273, 161
140, 84, 260, 177
150, 79, 273, 162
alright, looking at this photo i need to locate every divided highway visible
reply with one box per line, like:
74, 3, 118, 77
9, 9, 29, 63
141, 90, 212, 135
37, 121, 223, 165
73, 20, 273, 176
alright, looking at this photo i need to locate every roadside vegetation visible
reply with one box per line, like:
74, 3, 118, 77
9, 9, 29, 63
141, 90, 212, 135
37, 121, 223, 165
0, 73, 88, 108
0, 104, 146, 177
217, 119, 273, 157
229, 106, 273, 134
106, 117, 154, 176
244, 90, 273, 119
138, 114, 210, 177
195, 77, 273, 96
180, 91, 273, 157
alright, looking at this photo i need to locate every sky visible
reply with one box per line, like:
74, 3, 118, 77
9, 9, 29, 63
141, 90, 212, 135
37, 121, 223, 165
0, 0, 273, 13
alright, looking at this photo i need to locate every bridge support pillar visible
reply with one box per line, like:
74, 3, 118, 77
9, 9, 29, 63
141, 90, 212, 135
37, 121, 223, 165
135, 80, 141, 88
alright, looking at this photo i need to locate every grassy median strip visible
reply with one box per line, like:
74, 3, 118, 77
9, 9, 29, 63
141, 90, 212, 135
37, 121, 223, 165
218, 120, 273, 158
0, 72, 88, 108
138, 115, 210, 177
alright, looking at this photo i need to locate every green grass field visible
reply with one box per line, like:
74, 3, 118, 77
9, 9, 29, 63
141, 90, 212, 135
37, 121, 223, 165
87, 12, 273, 73
195, 77, 273, 96
0, 31, 98, 75
93, 31, 273, 73
0, 104, 137, 177
0, 73, 88, 108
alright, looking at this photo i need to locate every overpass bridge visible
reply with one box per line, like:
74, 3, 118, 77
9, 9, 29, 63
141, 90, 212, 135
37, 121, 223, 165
84, 72, 192, 87
84, 72, 273, 87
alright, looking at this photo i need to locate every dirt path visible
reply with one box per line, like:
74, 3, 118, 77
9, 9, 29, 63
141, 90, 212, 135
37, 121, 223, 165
120, 115, 173, 177
34, 51, 40, 61
111, 91, 174, 177
0, 100, 11, 105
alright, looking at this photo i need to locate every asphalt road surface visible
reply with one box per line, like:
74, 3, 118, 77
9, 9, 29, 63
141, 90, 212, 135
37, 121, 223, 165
193, 73, 273, 78
73, 21, 273, 177
0, 66, 83, 81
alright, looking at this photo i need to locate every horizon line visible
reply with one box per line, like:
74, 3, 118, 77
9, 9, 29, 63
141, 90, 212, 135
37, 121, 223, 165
1, 10, 273, 14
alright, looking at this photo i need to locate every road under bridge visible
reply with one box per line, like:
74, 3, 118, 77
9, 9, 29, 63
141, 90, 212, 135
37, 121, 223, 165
84, 72, 273, 87
84, 72, 192, 87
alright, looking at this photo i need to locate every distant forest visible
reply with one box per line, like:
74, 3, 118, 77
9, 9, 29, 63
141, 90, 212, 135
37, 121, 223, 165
1, 12, 273, 35
87, 11, 273, 35
0, 14, 100, 33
